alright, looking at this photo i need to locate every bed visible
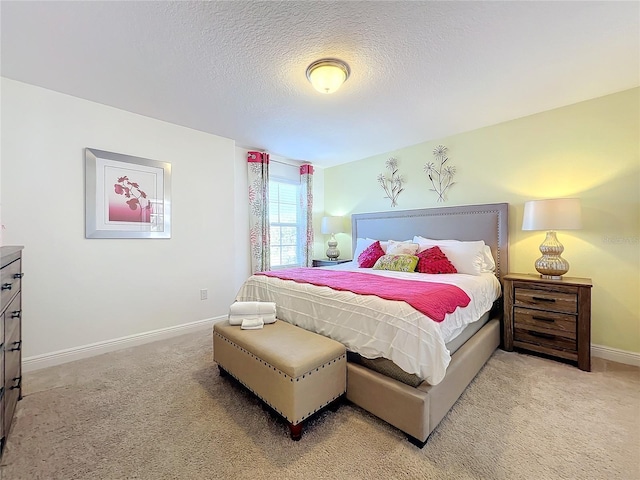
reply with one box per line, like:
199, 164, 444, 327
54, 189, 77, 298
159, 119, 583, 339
236, 202, 509, 446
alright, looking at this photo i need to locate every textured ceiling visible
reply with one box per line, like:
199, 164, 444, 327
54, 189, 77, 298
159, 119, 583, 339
1, 1, 638, 167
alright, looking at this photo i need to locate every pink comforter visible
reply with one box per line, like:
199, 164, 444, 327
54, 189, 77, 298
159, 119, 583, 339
256, 268, 470, 322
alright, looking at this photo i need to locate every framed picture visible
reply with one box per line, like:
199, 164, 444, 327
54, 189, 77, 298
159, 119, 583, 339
85, 148, 171, 239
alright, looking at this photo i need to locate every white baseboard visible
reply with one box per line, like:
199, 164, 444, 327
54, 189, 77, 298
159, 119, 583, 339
23, 323, 639, 372
592, 344, 640, 367
22, 316, 227, 373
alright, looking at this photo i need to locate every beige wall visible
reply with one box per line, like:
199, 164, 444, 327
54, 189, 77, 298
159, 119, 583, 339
324, 88, 639, 354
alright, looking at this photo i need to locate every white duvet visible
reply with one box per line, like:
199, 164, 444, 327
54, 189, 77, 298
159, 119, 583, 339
235, 261, 501, 385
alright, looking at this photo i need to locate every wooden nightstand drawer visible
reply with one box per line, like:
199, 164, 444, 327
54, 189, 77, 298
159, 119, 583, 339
513, 307, 576, 339
514, 328, 576, 352
514, 288, 577, 314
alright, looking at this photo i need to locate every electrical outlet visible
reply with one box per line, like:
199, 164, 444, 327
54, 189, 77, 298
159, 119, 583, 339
200, 289, 208, 300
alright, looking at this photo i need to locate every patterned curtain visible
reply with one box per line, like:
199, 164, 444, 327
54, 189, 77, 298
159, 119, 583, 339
300, 164, 314, 267
248, 151, 270, 273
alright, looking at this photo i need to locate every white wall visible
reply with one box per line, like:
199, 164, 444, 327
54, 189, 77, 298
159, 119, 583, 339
233, 147, 251, 291
1, 78, 238, 359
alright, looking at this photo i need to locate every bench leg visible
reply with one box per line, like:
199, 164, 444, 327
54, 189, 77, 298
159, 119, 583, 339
328, 394, 344, 412
289, 422, 303, 441
218, 365, 229, 377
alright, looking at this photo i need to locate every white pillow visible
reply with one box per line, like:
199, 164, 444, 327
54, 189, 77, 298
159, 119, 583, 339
482, 245, 496, 272
413, 236, 496, 272
352, 238, 392, 259
368, 238, 389, 253
386, 240, 419, 255
413, 236, 486, 275
353, 238, 376, 261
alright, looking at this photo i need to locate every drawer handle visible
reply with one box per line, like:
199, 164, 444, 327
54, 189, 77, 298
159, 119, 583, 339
530, 331, 555, 340
1, 282, 12, 291
9, 340, 22, 352
531, 296, 555, 303
10, 376, 22, 390
0, 386, 4, 400
13, 273, 24, 279
532, 316, 555, 323
11, 310, 21, 319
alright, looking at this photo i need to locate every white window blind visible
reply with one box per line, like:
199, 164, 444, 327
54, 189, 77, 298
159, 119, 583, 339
269, 177, 302, 268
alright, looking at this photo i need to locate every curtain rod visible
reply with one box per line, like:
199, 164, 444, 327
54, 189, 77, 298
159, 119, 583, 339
246, 149, 310, 166
247, 150, 310, 166
270, 158, 309, 167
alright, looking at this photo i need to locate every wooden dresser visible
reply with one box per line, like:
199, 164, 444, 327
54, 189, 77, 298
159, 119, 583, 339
1, 246, 23, 456
503, 273, 592, 371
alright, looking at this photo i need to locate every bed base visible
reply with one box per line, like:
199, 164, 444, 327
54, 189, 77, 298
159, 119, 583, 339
346, 203, 508, 445
346, 317, 500, 446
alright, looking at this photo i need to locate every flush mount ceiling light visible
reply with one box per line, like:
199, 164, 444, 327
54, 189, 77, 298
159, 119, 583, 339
305, 58, 351, 94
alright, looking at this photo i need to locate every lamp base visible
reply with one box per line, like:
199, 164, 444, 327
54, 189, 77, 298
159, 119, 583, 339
326, 250, 340, 260
326, 244, 340, 260
326, 235, 340, 260
534, 231, 569, 279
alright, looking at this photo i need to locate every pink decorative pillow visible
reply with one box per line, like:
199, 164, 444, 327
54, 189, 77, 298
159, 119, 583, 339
358, 240, 386, 268
416, 246, 458, 274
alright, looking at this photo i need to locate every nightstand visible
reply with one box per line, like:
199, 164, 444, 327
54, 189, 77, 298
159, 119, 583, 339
312, 259, 352, 267
503, 273, 592, 371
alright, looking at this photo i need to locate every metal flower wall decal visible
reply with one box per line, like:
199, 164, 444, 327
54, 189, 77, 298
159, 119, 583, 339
424, 145, 456, 202
377, 157, 404, 207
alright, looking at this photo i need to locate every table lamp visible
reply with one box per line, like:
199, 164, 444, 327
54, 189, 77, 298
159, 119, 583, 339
522, 198, 582, 279
321, 216, 344, 260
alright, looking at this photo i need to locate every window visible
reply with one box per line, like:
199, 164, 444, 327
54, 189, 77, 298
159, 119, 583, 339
269, 180, 302, 268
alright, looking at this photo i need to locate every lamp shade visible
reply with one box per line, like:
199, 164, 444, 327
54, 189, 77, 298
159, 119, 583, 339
522, 198, 582, 231
321, 216, 344, 235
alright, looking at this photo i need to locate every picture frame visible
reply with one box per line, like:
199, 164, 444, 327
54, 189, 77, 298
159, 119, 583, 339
85, 148, 171, 239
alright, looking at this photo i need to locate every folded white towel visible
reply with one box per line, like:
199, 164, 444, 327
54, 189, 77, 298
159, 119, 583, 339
228, 313, 276, 326
241, 318, 264, 330
229, 301, 276, 316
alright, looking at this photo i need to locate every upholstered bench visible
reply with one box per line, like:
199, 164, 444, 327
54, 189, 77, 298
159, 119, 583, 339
213, 320, 347, 440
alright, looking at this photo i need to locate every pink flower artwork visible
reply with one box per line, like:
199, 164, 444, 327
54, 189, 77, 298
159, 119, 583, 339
109, 175, 152, 223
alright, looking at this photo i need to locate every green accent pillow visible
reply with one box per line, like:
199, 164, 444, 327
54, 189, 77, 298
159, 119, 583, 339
372, 254, 419, 272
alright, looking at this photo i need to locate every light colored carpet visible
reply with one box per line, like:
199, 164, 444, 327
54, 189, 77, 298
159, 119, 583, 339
1, 329, 639, 480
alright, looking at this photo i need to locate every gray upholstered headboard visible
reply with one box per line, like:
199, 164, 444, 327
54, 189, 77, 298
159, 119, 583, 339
351, 203, 509, 282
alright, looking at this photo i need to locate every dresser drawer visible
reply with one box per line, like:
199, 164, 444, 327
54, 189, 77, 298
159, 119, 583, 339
514, 287, 577, 314
513, 307, 576, 340
0, 258, 22, 310
3, 384, 19, 439
4, 326, 22, 368
4, 294, 21, 347
0, 338, 4, 392
4, 341, 21, 430
0, 390, 4, 450
5, 336, 21, 384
